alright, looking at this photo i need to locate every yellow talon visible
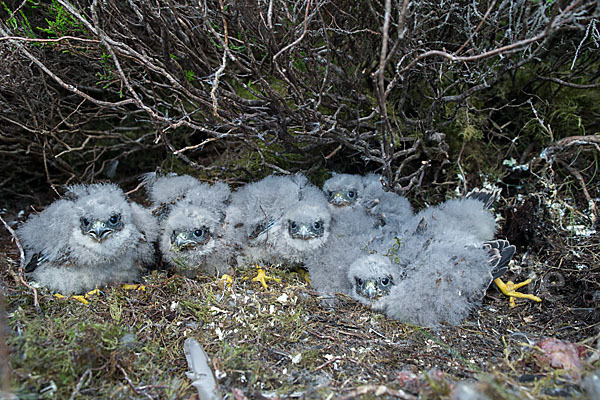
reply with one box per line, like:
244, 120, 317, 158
54, 289, 101, 305
494, 278, 542, 308
122, 284, 146, 292
297, 268, 311, 284
220, 274, 233, 287
71, 295, 90, 305
251, 266, 281, 290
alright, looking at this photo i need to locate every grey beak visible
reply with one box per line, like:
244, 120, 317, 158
365, 280, 378, 299
173, 232, 195, 250
330, 192, 346, 207
88, 221, 112, 242
298, 225, 311, 240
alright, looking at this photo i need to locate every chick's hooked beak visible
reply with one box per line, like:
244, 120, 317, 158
172, 231, 195, 250
364, 280, 378, 299
297, 224, 312, 240
87, 221, 113, 242
330, 192, 348, 207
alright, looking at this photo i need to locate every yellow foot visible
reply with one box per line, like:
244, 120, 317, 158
122, 284, 147, 292
55, 288, 102, 305
297, 268, 311, 284
220, 274, 233, 287
251, 266, 281, 290
494, 278, 542, 308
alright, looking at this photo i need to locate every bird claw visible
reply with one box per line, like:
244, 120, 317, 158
494, 278, 542, 308
70, 295, 90, 305
251, 266, 281, 290
220, 274, 233, 287
122, 284, 147, 292
296, 268, 311, 284
54, 288, 103, 305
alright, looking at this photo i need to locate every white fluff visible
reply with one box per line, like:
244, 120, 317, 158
305, 207, 382, 300
309, 189, 514, 328
145, 174, 233, 276
401, 196, 497, 246
17, 183, 158, 294
362, 173, 413, 235
224, 173, 331, 266
322, 173, 413, 237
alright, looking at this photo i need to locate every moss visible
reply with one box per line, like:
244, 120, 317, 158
8, 305, 130, 398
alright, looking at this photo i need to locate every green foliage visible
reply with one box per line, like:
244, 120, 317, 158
307, 167, 333, 188
2, 1, 35, 37
498, 65, 600, 145
5, 278, 198, 398
229, 42, 246, 53
184, 69, 196, 82
36, 0, 85, 37
95, 52, 116, 89
291, 51, 307, 72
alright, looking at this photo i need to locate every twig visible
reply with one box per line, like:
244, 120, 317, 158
324, 144, 342, 160
56, 0, 220, 134
538, 76, 600, 89
377, 0, 392, 104
398, 0, 582, 75
456, 139, 468, 194
375, 0, 395, 183
314, 356, 342, 371
557, 159, 598, 225
0, 215, 41, 313
273, 0, 312, 62
9, 0, 27, 14
69, 369, 91, 400
125, 179, 148, 196
305, 329, 337, 341
0, 35, 100, 44
173, 136, 225, 155
340, 384, 416, 400
210, 0, 230, 119
0, 24, 135, 109
540, 135, 600, 161
0, 216, 24, 268
456, 0, 498, 55
116, 363, 153, 400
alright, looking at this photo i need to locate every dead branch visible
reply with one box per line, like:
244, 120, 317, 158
0, 216, 40, 313
557, 159, 598, 225
0, 0, 597, 196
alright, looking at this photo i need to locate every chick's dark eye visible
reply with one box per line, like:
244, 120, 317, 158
327, 191, 333, 197
357, 278, 363, 286
109, 215, 120, 225
381, 277, 390, 286
81, 217, 90, 227
193, 229, 204, 237
313, 221, 321, 230
348, 191, 355, 198
290, 221, 297, 229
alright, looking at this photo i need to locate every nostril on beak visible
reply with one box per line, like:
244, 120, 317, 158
331, 194, 346, 206
89, 222, 112, 241
173, 232, 197, 250
365, 281, 378, 298
175, 234, 188, 249
298, 225, 310, 240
